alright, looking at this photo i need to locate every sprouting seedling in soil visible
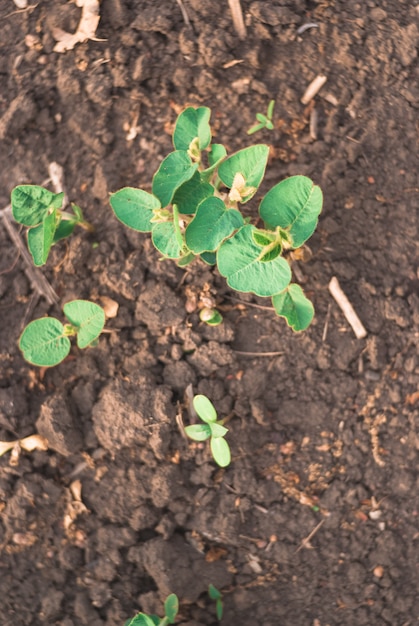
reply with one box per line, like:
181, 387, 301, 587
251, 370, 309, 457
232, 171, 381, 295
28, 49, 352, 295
124, 593, 179, 626
109, 105, 323, 331
184, 395, 231, 468
208, 584, 224, 620
10, 184, 93, 266
247, 99, 275, 135
19, 300, 106, 367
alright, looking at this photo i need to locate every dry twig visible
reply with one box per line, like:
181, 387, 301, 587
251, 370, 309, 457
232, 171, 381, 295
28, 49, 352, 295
328, 276, 367, 339
228, 0, 246, 40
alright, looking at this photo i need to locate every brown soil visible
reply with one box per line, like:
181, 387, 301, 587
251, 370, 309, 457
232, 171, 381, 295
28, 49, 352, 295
1, 1, 418, 625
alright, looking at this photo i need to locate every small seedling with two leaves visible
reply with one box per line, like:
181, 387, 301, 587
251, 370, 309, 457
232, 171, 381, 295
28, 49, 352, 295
124, 593, 178, 626
19, 300, 105, 367
208, 584, 224, 620
110, 105, 323, 331
247, 99, 275, 135
185, 395, 231, 468
11, 184, 92, 266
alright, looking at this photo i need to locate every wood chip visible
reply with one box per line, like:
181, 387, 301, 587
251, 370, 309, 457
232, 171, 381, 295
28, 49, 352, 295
301, 75, 327, 105
328, 276, 367, 339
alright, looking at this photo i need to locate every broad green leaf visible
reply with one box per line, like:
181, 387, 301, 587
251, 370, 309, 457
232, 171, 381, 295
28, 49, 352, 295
164, 594, 179, 622
272, 284, 314, 331
110, 188, 160, 233
218, 145, 269, 202
217, 225, 291, 297
11, 185, 63, 226
173, 106, 211, 151
210, 436, 231, 467
200, 251, 217, 266
152, 151, 198, 207
208, 584, 222, 601
259, 175, 323, 248
124, 615, 156, 626
185, 197, 243, 253
63, 300, 105, 349
19, 318, 70, 367
193, 394, 217, 423
209, 422, 228, 438
184, 423, 212, 442
53, 218, 76, 242
172, 171, 214, 214
27, 209, 57, 266
152, 222, 184, 259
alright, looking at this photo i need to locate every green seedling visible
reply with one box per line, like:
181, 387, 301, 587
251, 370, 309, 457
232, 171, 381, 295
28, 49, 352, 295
247, 99, 275, 135
110, 106, 322, 331
185, 395, 231, 468
125, 593, 179, 626
208, 584, 224, 620
19, 300, 105, 367
11, 184, 92, 266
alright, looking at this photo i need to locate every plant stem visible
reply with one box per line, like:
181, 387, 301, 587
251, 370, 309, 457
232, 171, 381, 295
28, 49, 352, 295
172, 204, 185, 251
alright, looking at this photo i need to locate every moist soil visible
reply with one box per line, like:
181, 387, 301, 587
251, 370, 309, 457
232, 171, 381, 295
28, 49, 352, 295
0, 1, 418, 625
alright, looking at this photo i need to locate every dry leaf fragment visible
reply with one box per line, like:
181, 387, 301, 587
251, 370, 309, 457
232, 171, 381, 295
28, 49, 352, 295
53, 0, 102, 53
0, 434, 48, 458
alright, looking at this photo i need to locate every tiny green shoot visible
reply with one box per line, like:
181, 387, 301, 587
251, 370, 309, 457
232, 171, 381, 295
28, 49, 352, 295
247, 99, 275, 135
124, 593, 179, 626
110, 105, 322, 331
11, 184, 92, 266
208, 584, 224, 620
19, 300, 106, 367
185, 395, 231, 468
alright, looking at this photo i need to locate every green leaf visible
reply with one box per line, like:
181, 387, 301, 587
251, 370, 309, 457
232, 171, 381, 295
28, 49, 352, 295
247, 124, 264, 136
19, 317, 70, 367
164, 594, 179, 623
53, 218, 76, 242
256, 113, 268, 124
185, 197, 243, 253
173, 106, 211, 151
218, 145, 269, 202
208, 584, 221, 601
217, 225, 291, 297
200, 251, 217, 266
272, 284, 314, 331
216, 598, 224, 620
210, 436, 231, 467
267, 99, 275, 119
259, 175, 323, 248
110, 187, 160, 233
152, 151, 199, 207
63, 300, 105, 349
177, 251, 196, 267
185, 423, 212, 442
27, 209, 57, 266
193, 394, 217, 423
152, 222, 184, 259
124, 614, 157, 626
172, 171, 214, 214
209, 422, 228, 438
201, 144, 228, 181
11, 185, 63, 226
252, 230, 276, 247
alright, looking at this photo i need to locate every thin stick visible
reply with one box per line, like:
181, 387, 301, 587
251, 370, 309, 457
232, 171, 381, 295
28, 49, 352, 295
228, 0, 246, 40
328, 276, 367, 339
296, 518, 325, 552
224, 294, 274, 310
1, 206, 59, 306
175, 0, 190, 26
322, 302, 331, 342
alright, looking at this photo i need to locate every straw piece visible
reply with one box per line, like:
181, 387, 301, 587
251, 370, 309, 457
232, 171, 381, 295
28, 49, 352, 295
328, 276, 367, 339
228, 0, 246, 40
301, 75, 327, 105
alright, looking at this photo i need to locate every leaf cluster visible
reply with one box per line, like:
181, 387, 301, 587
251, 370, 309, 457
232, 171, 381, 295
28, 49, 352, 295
11, 185, 91, 266
124, 594, 178, 626
110, 106, 323, 331
185, 395, 231, 467
19, 300, 105, 366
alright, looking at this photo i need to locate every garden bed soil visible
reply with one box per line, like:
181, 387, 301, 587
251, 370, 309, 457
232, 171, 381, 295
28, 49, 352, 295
0, 1, 418, 624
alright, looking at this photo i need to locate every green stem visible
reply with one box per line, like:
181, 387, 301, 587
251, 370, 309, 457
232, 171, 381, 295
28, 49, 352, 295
60, 210, 94, 232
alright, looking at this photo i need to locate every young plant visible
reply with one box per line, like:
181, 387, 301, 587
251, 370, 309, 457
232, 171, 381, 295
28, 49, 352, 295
185, 395, 231, 468
11, 184, 92, 266
110, 106, 322, 331
125, 594, 179, 626
208, 584, 224, 620
247, 99, 275, 135
19, 300, 105, 367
